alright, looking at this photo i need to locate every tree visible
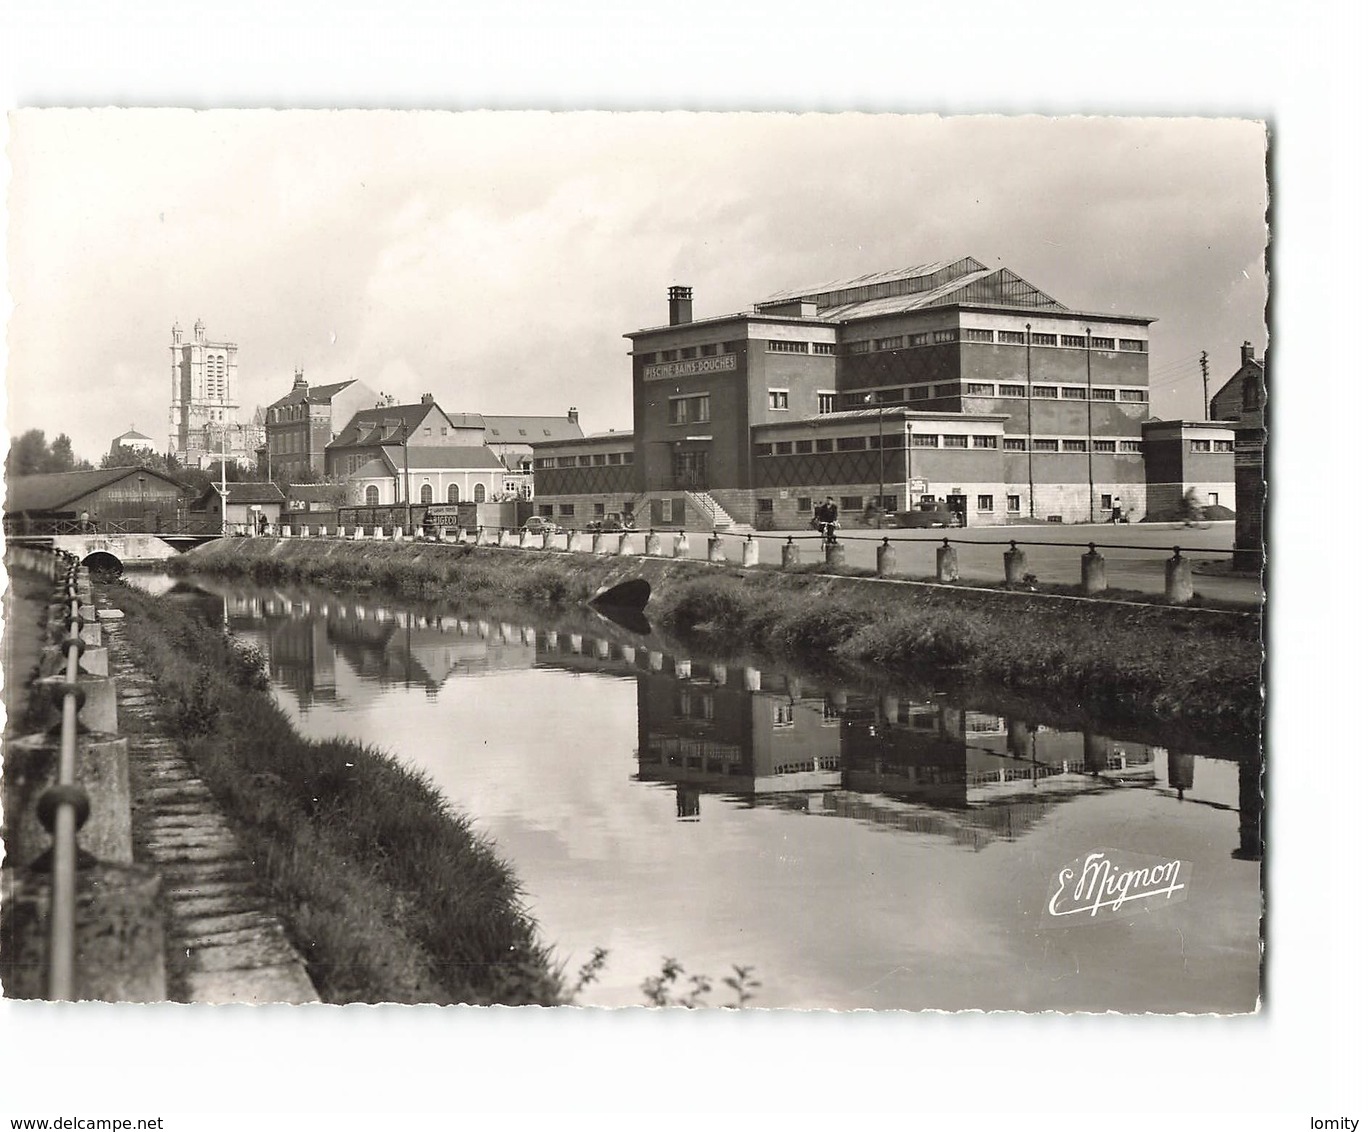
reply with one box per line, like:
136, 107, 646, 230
6, 429, 50, 476
6, 428, 92, 476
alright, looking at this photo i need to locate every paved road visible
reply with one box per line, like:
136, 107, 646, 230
658, 520, 1261, 607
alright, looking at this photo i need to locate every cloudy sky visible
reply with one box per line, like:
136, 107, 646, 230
6, 111, 1266, 461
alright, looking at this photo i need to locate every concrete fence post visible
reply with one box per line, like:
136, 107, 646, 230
1165, 550, 1194, 604
876, 538, 897, 578
707, 535, 727, 564
568, 530, 587, 553
1081, 544, 1107, 594
5, 731, 133, 866
741, 537, 760, 568
520, 528, 537, 549
1004, 542, 1027, 585
37, 673, 118, 736
673, 531, 689, 558
372, 526, 385, 540
1, 863, 166, 1002
781, 538, 800, 569
280, 525, 292, 538
825, 540, 846, 569
541, 530, 556, 551
616, 532, 633, 556
592, 532, 611, 555
645, 530, 662, 557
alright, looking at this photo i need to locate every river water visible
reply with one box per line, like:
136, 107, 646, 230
131, 571, 1263, 1012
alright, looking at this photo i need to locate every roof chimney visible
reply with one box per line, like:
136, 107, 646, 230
292, 367, 307, 391
1240, 341, 1254, 366
668, 285, 693, 326
568, 407, 579, 425
420, 392, 434, 405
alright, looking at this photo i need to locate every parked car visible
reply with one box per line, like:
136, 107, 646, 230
886, 502, 959, 529
522, 515, 563, 535
585, 511, 637, 533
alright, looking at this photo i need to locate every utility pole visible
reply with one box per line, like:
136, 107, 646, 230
220, 423, 228, 536
1025, 324, 1035, 520
1200, 351, 1210, 420
1086, 327, 1095, 522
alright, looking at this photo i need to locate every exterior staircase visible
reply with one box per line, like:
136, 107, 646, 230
685, 490, 740, 531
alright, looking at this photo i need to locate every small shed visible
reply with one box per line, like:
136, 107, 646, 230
4, 466, 186, 534
192, 482, 287, 533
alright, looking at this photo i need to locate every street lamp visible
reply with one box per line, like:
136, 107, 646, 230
864, 392, 884, 527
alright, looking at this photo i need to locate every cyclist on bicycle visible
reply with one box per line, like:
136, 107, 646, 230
811, 496, 840, 545
1182, 487, 1205, 527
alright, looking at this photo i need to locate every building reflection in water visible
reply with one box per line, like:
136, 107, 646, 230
216, 583, 1261, 860
220, 591, 535, 705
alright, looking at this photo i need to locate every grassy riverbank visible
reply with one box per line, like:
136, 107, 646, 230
106, 581, 563, 1005
653, 573, 1262, 740
170, 538, 1263, 741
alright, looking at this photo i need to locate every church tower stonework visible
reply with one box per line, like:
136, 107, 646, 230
168, 319, 242, 467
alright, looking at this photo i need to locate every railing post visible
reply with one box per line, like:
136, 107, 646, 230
673, 531, 689, 558
936, 539, 959, 582
1081, 543, 1107, 594
707, 535, 727, 564
645, 529, 663, 557
781, 537, 800, 569
824, 539, 846, 569
1004, 540, 1027, 585
616, 531, 633, 556
741, 535, 759, 568
876, 537, 896, 578
1165, 548, 1194, 604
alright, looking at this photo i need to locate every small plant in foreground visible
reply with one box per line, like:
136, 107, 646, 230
641, 957, 761, 1009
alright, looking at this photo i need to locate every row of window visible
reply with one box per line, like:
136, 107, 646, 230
537, 501, 637, 519
766, 340, 836, 355
1191, 439, 1235, 452
753, 434, 1145, 456
757, 493, 1141, 516
1003, 438, 1144, 453
361, 483, 489, 506
841, 383, 1147, 405
845, 330, 1147, 353
533, 451, 635, 469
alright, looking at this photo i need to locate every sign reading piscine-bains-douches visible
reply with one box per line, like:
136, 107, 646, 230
644, 354, 738, 381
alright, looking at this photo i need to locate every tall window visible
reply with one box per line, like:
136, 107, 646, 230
817, 392, 836, 414
768, 390, 790, 410
365, 485, 379, 505
473, 483, 486, 502
448, 483, 460, 503
420, 483, 433, 504
670, 394, 710, 424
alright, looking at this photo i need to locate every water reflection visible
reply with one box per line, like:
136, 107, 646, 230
167, 572, 1262, 1011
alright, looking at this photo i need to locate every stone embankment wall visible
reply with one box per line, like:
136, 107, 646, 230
1, 546, 317, 1004
177, 531, 1253, 631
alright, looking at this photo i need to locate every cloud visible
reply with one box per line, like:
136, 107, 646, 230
6, 111, 1268, 458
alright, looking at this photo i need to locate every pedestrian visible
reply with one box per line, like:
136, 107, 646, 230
1111, 504, 1122, 524
79, 509, 90, 533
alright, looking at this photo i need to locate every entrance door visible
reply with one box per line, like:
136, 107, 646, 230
946, 494, 968, 526
673, 450, 709, 491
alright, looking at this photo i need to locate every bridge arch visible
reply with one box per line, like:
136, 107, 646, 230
82, 550, 123, 578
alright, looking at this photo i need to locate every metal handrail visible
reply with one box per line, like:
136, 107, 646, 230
3, 545, 88, 1000
49, 557, 83, 999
